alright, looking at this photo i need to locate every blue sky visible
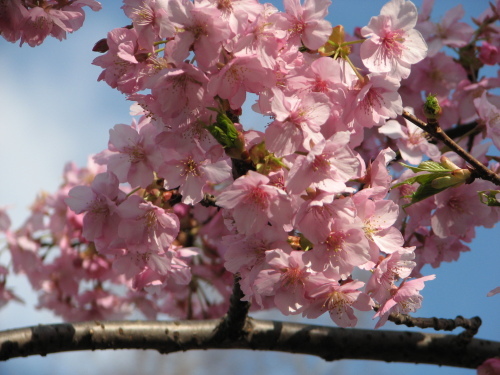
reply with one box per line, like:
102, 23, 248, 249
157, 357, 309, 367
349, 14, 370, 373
0, 1, 498, 374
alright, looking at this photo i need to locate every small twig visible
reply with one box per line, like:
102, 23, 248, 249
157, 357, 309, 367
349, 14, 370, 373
402, 110, 500, 186
444, 122, 480, 140
388, 313, 482, 343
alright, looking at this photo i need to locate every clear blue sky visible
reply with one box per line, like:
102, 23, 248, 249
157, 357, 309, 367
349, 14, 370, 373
0, 1, 498, 374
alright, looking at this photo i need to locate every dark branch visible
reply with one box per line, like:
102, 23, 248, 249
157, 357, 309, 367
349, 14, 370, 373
443, 122, 479, 141
402, 110, 500, 186
387, 314, 482, 343
1, 319, 499, 369
210, 275, 251, 343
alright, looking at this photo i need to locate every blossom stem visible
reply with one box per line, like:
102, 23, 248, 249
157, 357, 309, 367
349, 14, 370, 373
341, 39, 365, 46
153, 40, 169, 46
126, 187, 141, 197
344, 55, 365, 82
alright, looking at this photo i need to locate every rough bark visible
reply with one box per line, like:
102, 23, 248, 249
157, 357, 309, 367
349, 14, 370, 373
1, 318, 498, 369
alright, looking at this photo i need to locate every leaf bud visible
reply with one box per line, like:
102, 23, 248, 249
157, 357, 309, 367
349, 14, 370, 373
423, 94, 442, 121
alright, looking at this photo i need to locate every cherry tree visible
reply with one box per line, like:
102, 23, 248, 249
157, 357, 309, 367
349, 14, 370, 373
0, 0, 499, 374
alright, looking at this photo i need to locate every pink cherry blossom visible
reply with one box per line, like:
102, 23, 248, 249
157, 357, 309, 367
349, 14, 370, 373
117, 195, 180, 254
222, 226, 289, 274
416, 4, 474, 57
408, 52, 467, 97
379, 107, 441, 165
477, 358, 500, 375
361, 147, 396, 199
0, 0, 28, 43
474, 92, 500, 150
295, 190, 356, 243
360, 0, 427, 79
415, 235, 470, 274
431, 181, 498, 239
159, 0, 231, 69
366, 250, 415, 304
122, 0, 174, 48
304, 276, 373, 327
19, 1, 101, 47
354, 191, 406, 255
231, 6, 288, 69
286, 132, 360, 194
197, 0, 264, 34
216, 170, 293, 235
65, 172, 123, 243
487, 287, 500, 297
94, 117, 163, 188
347, 73, 403, 128
158, 142, 232, 205
374, 274, 435, 328
266, 88, 331, 156
208, 55, 276, 110
304, 216, 370, 280
92, 27, 150, 94
147, 62, 210, 121
479, 41, 500, 66
282, 0, 332, 50
254, 249, 312, 314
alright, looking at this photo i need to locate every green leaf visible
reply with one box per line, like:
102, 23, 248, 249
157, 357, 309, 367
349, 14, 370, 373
418, 161, 451, 172
392, 172, 450, 189
430, 175, 464, 189
400, 161, 451, 173
403, 181, 448, 208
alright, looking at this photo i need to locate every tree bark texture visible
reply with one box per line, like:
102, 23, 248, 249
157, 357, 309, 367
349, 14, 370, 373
1, 318, 498, 369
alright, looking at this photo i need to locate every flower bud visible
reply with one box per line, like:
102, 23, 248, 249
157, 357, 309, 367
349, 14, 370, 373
440, 156, 460, 171
423, 94, 442, 121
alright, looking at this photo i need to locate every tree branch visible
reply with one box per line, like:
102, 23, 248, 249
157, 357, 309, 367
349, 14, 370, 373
210, 275, 251, 343
1, 319, 499, 369
401, 110, 500, 186
387, 314, 482, 343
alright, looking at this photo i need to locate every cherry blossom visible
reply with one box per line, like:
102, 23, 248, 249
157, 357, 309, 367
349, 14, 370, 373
360, 0, 427, 79
379, 107, 441, 165
474, 92, 500, 150
216, 170, 293, 235
416, 4, 474, 57
266, 88, 331, 156
65, 172, 124, 243
2, 0, 498, 334
374, 274, 435, 328
304, 276, 373, 327
254, 249, 312, 314
282, 0, 332, 50
94, 117, 164, 188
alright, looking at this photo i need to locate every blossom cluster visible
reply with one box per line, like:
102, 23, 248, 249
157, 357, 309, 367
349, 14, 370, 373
1, 0, 499, 330
0, 0, 101, 47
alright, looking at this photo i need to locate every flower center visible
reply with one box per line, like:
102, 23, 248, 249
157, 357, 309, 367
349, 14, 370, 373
181, 156, 200, 177
325, 231, 346, 252
279, 266, 305, 289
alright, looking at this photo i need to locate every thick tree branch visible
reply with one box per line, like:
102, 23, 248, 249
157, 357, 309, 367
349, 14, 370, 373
401, 110, 500, 186
1, 319, 499, 369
